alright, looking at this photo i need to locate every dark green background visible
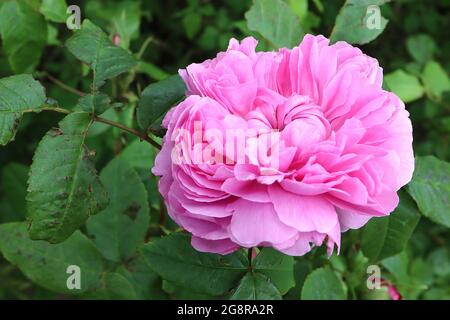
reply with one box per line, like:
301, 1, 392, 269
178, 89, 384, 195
0, 0, 449, 300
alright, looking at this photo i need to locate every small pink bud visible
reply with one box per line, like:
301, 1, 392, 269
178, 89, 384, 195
112, 34, 120, 46
387, 284, 402, 300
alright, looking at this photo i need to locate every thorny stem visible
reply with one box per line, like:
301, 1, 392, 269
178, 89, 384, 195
159, 198, 166, 225
93, 115, 162, 149
248, 248, 253, 270
137, 36, 154, 59
45, 73, 86, 97
43, 107, 162, 149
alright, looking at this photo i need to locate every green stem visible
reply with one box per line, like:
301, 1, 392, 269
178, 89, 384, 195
137, 36, 155, 59
93, 115, 161, 149
45, 73, 86, 97
42, 106, 71, 114
42, 107, 162, 149
248, 248, 253, 270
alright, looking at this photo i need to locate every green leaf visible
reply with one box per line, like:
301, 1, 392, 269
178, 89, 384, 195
40, 0, 67, 23
330, 0, 389, 45
410, 258, 434, 287
301, 267, 346, 300
137, 74, 186, 130
47, 23, 60, 45
422, 61, 450, 101
139, 233, 247, 295
230, 272, 282, 300
427, 248, 450, 278
312, 0, 324, 12
85, 0, 141, 50
162, 280, 215, 300
27, 112, 109, 243
0, 74, 46, 146
382, 251, 410, 283
284, 259, 313, 299
119, 139, 160, 209
381, 251, 428, 299
85, 108, 115, 137
245, 0, 303, 49
1, 162, 29, 220
198, 26, 220, 51
116, 254, 168, 299
86, 273, 138, 300
183, 12, 202, 39
362, 191, 421, 263
407, 156, 450, 227
136, 61, 170, 81
384, 70, 424, 103
253, 248, 295, 294
345, 251, 369, 295
381, 251, 409, 281
0, 0, 47, 73
76, 93, 113, 114
406, 34, 436, 65
86, 157, 149, 262
287, 0, 308, 21
110, 0, 141, 49
65, 20, 137, 90
120, 139, 156, 170
0, 222, 104, 295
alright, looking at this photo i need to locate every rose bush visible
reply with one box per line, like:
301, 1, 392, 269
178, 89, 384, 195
1, 0, 449, 301
153, 35, 414, 256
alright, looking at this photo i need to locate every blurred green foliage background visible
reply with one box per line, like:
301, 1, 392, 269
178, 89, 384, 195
0, 0, 449, 300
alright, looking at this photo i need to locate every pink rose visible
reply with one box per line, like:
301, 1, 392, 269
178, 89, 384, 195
153, 35, 414, 256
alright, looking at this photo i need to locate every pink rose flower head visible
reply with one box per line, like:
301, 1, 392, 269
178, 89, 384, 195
153, 35, 414, 256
